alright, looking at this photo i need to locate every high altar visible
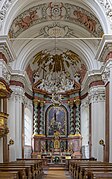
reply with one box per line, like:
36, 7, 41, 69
32, 79, 82, 162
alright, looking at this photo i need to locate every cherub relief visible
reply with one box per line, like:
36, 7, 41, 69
73, 10, 97, 33
15, 10, 37, 29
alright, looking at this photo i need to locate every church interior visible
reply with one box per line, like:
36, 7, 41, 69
0, 0, 112, 178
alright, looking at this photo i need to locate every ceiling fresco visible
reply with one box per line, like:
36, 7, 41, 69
9, 2, 103, 38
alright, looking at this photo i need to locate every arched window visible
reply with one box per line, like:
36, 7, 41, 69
24, 108, 32, 146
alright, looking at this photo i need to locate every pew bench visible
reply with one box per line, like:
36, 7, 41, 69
0, 171, 19, 179
81, 167, 112, 179
69, 161, 101, 178
0, 167, 27, 179
16, 159, 43, 178
76, 163, 112, 179
69, 160, 112, 179
87, 171, 112, 179
0, 163, 32, 179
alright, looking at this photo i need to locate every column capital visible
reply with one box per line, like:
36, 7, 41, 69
10, 86, 25, 102
102, 67, 110, 85
88, 86, 105, 103
74, 98, 81, 106
68, 100, 74, 106
81, 98, 89, 108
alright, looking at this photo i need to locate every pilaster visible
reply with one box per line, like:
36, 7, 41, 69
8, 85, 25, 161
81, 97, 89, 158
88, 85, 105, 161
102, 60, 112, 162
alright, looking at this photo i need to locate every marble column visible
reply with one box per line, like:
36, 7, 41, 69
89, 86, 105, 161
39, 102, 45, 135
8, 86, 24, 161
33, 102, 39, 135
75, 99, 81, 135
69, 103, 74, 135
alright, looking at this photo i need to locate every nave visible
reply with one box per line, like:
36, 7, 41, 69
1, 0, 112, 174
0, 158, 112, 179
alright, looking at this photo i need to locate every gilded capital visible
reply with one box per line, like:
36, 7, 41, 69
74, 98, 80, 106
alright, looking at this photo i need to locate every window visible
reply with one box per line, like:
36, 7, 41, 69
24, 108, 32, 146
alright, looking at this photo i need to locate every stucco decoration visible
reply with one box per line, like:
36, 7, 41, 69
27, 49, 87, 91
40, 23, 71, 38
99, 0, 112, 22
0, 0, 14, 30
9, 2, 103, 38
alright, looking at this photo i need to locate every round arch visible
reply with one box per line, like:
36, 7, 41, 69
2, 0, 110, 35
11, 38, 99, 72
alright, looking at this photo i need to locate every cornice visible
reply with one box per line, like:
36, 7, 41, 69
0, 35, 16, 62
95, 34, 112, 62
81, 70, 103, 96
10, 71, 33, 97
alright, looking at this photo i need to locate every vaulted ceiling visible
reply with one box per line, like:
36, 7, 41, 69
2, 0, 107, 92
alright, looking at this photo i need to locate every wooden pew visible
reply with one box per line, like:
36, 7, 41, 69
69, 160, 112, 179
16, 159, 43, 178
87, 171, 112, 179
68, 158, 96, 172
69, 160, 100, 178
16, 160, 38, 178
0, 171, 19, 179
0, 167, 27, 179
81, 167, 112, 179
0, 163, 32, 179
75, 162, 112, 179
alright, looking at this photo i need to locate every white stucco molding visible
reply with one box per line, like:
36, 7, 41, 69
88, 85, 105, 103
11, 38, 98, 72
81, 70, 103, 96
10, 85, 25, 102
0, 35, 16, 62
0, 0, 109, 35
101, 60, 112, 85
0, 59, 11, 83
0, 0, 15, 31
10, 72, 33, 97
95, 34, 112, 62
81, 96, 89, 109
97, 0, 112, 25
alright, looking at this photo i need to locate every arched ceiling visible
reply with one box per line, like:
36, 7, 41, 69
9, 2, 103, 38
1, 0, 108, 92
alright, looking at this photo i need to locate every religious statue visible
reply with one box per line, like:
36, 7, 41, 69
54, 131, 60, 149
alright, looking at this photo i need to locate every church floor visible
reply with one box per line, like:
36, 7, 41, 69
39, 167, 72, 179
